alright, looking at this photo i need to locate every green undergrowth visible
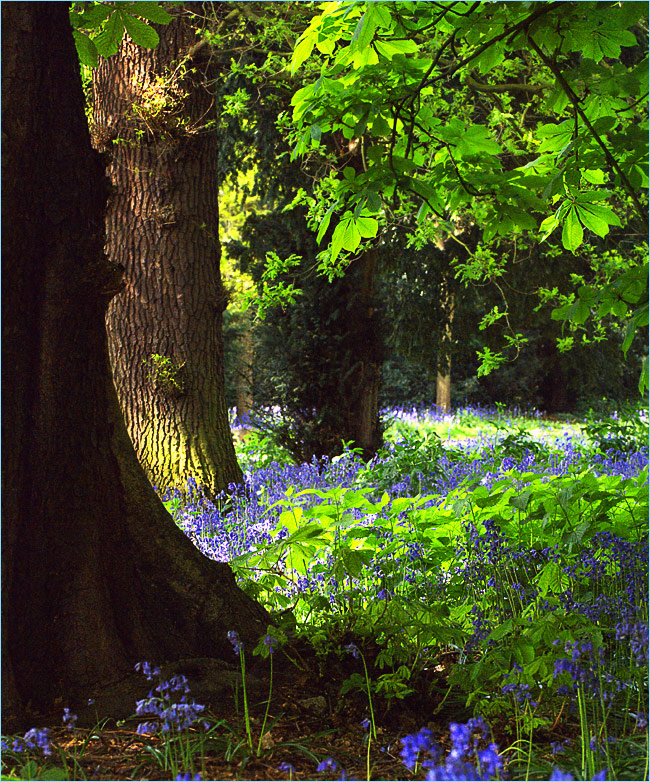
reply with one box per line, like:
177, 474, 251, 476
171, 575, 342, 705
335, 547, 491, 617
3, 410, 648, 781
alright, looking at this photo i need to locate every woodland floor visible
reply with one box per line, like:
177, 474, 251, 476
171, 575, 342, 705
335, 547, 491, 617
10, 642, 547, 781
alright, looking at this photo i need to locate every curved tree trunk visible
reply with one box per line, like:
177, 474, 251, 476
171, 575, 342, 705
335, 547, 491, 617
92, 7, 241, 497
2, 2, 267, 723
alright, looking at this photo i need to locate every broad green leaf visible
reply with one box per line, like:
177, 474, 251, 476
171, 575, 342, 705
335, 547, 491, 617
351, 4, 379, 49
371, 114, 392, 136
292, 31, 317, 75
488, 618, 514, 641
456, 125, 501, 158
509, 489, 532, 511
279, 506, 303, 533
576, 204, 610, 237
93, 11, 125, 57
581, 19, 637, 63
577, 202, 622, 230
474, 42, 505, 74
72, 30, 99, 68
317, 202, 338, 244
366, 191, 382, 212
582, 169, 606, 185
539, 213, 559, 240
537, 122, 572, 154
514, 641, 535, 666
37, 768, 69, 781
535, 561, 569, 596
129, 2, 173, 24
375, 39, 419, 59
73, 4, 113, 29
621, 319, 636, 357
561, 207, 583, 252
330, 220, 347, 264
341, 218, 361, 252
123, 14, 160, 49
316, 36, 336, 55
356, 216, 378, 238
353, 46, 379, 68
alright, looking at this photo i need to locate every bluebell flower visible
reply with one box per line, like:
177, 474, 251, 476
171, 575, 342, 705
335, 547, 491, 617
317, 757, 339, 772
278, 761, 296, 773
62, 707, 78, 731
227, 630, 243, 654
344, 643, 360, 659
13, 728, 52, 756
400, 727, 437, 771
135, 661, 161, 680
174, 773, 201, 781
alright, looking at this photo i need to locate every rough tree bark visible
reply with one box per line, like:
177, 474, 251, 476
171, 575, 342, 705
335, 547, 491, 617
92, 6, 241, 497
2, 2, 267, 722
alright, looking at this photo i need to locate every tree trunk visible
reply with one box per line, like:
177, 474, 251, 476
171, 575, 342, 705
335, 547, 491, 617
2, 2, 267, 723
92, 7, 241, 497
436, 288, 454, 412
342, 250, 382, 459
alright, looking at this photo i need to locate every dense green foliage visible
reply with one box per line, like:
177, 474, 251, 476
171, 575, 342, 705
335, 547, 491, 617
286, 1, 648, 382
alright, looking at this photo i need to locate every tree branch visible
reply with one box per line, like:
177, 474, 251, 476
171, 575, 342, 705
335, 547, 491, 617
464, 74, 552, 94
526, 32, 647, 222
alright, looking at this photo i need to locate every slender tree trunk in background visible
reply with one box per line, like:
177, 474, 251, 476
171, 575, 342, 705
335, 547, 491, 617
2, 2, 267, 724
92, 7, 241, 497
436, 287, 454, 412
343, 250, 382, 459
436, 371, 451, 412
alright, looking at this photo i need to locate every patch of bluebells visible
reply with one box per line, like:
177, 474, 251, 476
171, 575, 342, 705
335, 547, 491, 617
550, 640, 628, 706
7, 728, 52, 756
167, 416, 646, 570
162, 410, 647, 757
134, 663, 207, 735
399, 719, 608, 781
501, 664, 537, 708
400, 718, 502, 780
316, 756, 354, 779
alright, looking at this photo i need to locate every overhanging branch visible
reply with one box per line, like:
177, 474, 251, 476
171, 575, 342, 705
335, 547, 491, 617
526, 32, 647, 222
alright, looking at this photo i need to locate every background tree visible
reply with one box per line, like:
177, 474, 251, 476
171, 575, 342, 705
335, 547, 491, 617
2, 1, 268, 723
208, 2, 384, 459
91, 3, 241, 496
380, 228, 647, 412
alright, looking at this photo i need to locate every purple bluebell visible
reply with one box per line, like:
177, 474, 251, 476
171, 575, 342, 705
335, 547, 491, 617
317, 757, 339, 772
62, 707, 78, 731
227, 630, 243, 654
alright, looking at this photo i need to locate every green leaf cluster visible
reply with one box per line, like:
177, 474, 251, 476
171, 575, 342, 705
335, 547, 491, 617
69, 1, 172, 67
